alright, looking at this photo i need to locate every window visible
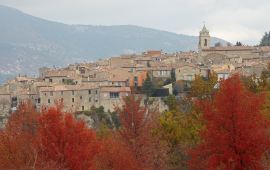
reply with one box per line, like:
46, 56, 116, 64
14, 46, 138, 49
187, 75, 193, 81
204, 39, 207, 46
60, 98, 64, 103
95, 90, 98, 94
37, 98, 40, 104
110, 92, 119, 99
88, 90, 91, 94
72, 98, 74, 103
89, 97, 92, 102
82, 106, 84, 111
50, 91, 53, 96
72, 91, 74, 95
48, 99, 50, 104
80, 96, 82, 100
49, 79, 52, 83
61, 91, 63, 95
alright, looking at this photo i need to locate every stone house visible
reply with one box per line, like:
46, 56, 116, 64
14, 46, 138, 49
175, 64, 209, 81
99, 86, 131, 111
39, 84, 100, 112
43, 69, 79, 84
109, 56, 134, 68
151, 67, 172, 78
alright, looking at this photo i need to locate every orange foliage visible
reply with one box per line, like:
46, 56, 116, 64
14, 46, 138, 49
117, 95, 167, 170
94, 134, 139, 170
189, 75, 270, 170
38, 106, 101, 170
0, 101, 39, 169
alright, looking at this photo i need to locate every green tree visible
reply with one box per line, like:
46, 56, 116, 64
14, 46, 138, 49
260, 31, 270, 46
171, 69, 176, 83
142, 74, 155, 97
235, 41, 243, 46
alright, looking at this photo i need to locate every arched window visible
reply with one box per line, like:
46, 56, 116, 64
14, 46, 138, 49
204, 39, 207, 46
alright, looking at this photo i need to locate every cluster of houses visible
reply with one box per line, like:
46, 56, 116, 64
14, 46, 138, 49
1, 25, 270, 127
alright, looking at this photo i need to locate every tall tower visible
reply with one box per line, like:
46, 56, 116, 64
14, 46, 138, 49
198, 25, 210, 51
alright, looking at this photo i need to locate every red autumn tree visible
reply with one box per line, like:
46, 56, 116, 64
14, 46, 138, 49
0, 101, 39, 169
38, 106, 101, 170
93, 134, 139, 170
117, 95, 167, 170
189, 75, 270, 170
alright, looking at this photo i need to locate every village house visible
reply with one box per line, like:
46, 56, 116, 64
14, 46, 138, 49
211, 64, 235, 81
99, 86, 131, 111
234, 62, 267, 78
175, 64, 209, 81
39, 84, 131, 112
43, 69, 80, 84
151, 66, 172, 78
39, 84, 100, 112
109, 55, 134, 67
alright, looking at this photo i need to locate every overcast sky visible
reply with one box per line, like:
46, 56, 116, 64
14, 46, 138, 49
0, 0, 269, 45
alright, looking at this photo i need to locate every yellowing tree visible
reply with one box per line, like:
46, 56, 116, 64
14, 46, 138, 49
156, 95, 203, 169
191, 72, 217, 99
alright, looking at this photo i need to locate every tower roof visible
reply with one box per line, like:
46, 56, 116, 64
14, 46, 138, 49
200, 25, 209, 34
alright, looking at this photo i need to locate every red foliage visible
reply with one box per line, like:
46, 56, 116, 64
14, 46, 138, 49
0, 101, 39, 169
117, 95, 167, 170
38, 106, 101, 170
118, 96, 147, 143
189, 75, 270, 170
94, 134, 139, 170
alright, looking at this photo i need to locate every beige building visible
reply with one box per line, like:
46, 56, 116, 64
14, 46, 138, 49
99, 86, 131, 111
175, 64, 209, 81
39, 84, 100, 112
39, 84, 131, 112
198, 25, 270, 65
43, 69, 79, 84
151, 67, 172, 78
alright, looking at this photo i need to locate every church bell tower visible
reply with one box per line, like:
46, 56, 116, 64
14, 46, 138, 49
198, 25, 211, 51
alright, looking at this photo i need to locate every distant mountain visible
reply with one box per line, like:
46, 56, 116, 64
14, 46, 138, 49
0, 5, 226, 79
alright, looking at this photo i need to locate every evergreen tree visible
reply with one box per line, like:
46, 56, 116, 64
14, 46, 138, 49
260, 32, 270, 46
142, 74, 155, 97
171, 69, 176, 83
235, 41, 243, 46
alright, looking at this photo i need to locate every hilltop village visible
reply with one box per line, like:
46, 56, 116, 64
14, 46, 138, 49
1, 25, 270, 127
